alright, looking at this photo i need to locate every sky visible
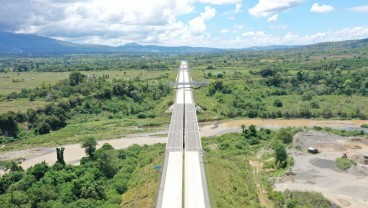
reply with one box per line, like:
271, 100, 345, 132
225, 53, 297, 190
0, 0, 368, 48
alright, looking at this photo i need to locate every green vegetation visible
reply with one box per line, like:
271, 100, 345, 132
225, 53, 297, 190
0, 70, 174, 150
185, 45, 368, 121
336, 157, 357, 170
0, 142, 165, 207
282, 190, 338, 208
203, 133, 261, 208
203, 127, 336, 207
361, 124, 368, 128
313, 126, 366, 137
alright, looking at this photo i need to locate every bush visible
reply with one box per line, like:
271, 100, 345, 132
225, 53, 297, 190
273, 99, 283, 107
276, 128, 294, 144
335, 157, 357, 170
275, 144, 287, 169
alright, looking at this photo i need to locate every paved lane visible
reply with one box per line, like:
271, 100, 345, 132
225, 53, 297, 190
157, 62, 186, 208
158, 61, 210, 208
182, 63, 210, 208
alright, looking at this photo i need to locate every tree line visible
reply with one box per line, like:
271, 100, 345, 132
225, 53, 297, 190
0, 71, 172, 144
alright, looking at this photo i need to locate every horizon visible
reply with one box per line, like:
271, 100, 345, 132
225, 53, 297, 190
0, 1, 368, 48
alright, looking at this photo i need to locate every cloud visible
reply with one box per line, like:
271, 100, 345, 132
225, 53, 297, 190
235, 3, 242, 13
347, 5, 368, 13
189, 6, 216, 34
220, 29, 229, 33
198, 0, 241, 5
232, 26, 368, 47
0, 0, 202, 46
267, 14, 279, 22
270, 24, 288, 30
233, 25, 244, 29
249, 0, 301, 17
310, 3, 334, 13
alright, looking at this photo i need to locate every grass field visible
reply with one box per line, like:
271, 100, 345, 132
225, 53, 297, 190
0, 70, 176, 95
121, 144, 165, 207
0, 99, 46, 114
202, 133, 262, 208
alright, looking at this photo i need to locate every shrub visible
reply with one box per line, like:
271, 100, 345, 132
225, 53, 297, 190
335, 157, 357, 170
273, 99, 283, 107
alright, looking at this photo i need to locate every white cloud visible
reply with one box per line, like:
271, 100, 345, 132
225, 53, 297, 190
235, 3, 242, 13
347, 5, 368, 13
233, 24, 244, 29
310, 3, 334, 13
1, 0, 205, 46
270, 24, 288, 30
230, 26, 368, 47
199, 0, 241, 5
249, 0, 301, 17
220, 29, 229, 33
267, 14, 279, 22
189, 6, 216, 34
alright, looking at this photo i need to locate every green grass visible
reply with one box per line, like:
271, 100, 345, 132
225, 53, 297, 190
203, 133, 261, 208
0, 99, 46, 114
281, 190, 339, 208
205, 152, 260, 208
121, 144, 165, 208
0, 70, 176, 95
336, 157, 357, 170
313, 126, 366, 137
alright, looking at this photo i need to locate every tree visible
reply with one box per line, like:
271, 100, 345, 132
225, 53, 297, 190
273, 99, 283, 107
275, 144, 288, 168
36, 121, 51, 135
260, 67, 276, 77
30, 161, 49, 180
82, 136, 97, 159
69, 71, 86, 86
95, 144, 119, 178
56, 147, 66, 165
276, 128, 293, 144
0, 112, 20, 138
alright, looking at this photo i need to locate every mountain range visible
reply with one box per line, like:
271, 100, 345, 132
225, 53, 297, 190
0, 31, 367, 55
0, 32, 221, 55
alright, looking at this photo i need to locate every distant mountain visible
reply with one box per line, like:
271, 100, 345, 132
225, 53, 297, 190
0, 31, 367, 56
244, 45, 299, 51
0, 32, 221, 55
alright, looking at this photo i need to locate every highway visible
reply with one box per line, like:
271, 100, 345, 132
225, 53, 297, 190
157, 61, 210, 208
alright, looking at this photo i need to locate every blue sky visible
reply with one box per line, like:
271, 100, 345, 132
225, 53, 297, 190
0, 0, 367, 48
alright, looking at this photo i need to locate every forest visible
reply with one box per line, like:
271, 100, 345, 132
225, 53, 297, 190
0, 136, 164, 207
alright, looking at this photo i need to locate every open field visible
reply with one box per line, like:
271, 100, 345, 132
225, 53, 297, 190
0, 70, 176, 95
0, 99, 46, 114
275, 130, 368, 208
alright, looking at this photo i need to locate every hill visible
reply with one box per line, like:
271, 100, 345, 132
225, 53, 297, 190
0, 32, 220, 55
0, 31, 368, 55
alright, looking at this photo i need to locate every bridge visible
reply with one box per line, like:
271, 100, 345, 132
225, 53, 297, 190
157, 61, 210, 208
